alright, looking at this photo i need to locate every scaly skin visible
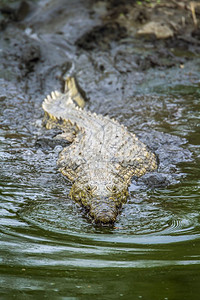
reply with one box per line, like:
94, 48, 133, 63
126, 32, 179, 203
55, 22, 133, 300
42, 77, 157, 224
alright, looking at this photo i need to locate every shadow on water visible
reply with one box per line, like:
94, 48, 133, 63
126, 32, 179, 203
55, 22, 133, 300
0, 0, 200, 299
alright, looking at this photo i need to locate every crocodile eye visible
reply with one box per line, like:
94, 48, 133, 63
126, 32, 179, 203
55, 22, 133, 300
106, 185, 112, 192
112, 186, 117, 192
86, 186, 97, 193
91, 186, 97, 193
106, 185, 117, 193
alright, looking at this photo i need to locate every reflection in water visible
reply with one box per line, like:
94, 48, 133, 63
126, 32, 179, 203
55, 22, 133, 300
1, 79, 200, 274
1, 84, 200, 300
0, 1, 200, 297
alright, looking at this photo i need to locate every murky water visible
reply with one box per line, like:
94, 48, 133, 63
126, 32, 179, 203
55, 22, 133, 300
1, 1, 200, 299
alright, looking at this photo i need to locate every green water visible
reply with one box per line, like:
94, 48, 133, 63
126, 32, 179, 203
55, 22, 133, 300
0, 0, 200, 298
1, 74, 200, 299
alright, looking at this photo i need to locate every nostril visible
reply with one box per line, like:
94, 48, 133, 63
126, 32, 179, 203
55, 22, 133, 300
90, 208, 117, 224
97, 213, 115, 224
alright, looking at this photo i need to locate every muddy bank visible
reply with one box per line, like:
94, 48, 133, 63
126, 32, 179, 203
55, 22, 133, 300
1, 3, 200, 299
1, 0, 200, 92
1, 1, 200, 83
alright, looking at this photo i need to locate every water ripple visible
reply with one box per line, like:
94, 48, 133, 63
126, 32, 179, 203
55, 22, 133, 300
1, 77, 200, 271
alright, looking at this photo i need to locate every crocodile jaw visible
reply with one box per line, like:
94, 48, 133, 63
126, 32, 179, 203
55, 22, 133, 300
69, 181, 129, 225
89, 199, 118, 224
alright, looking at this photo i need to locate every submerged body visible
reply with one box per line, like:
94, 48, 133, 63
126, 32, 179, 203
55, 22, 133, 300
42, 77, 157, 224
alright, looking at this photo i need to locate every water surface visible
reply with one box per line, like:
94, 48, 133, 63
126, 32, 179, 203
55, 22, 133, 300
0, 1, 200, 299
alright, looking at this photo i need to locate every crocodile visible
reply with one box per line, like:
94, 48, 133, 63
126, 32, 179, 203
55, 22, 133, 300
42, 77, 158, 224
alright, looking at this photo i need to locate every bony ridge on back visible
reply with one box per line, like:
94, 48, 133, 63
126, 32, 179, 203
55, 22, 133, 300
42, 76, 158, 225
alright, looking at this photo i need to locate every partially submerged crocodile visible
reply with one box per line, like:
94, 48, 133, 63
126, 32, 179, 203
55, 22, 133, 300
42, 77, 158, 224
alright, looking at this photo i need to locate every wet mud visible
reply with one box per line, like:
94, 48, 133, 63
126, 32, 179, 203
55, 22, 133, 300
1, 3, 200, 298
1, 0, 199, 223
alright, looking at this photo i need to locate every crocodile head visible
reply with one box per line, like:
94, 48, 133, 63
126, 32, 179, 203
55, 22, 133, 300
69, 179, 129, 225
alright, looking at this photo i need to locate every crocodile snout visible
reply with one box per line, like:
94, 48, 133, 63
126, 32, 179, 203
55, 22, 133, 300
89, 201, 117, 225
